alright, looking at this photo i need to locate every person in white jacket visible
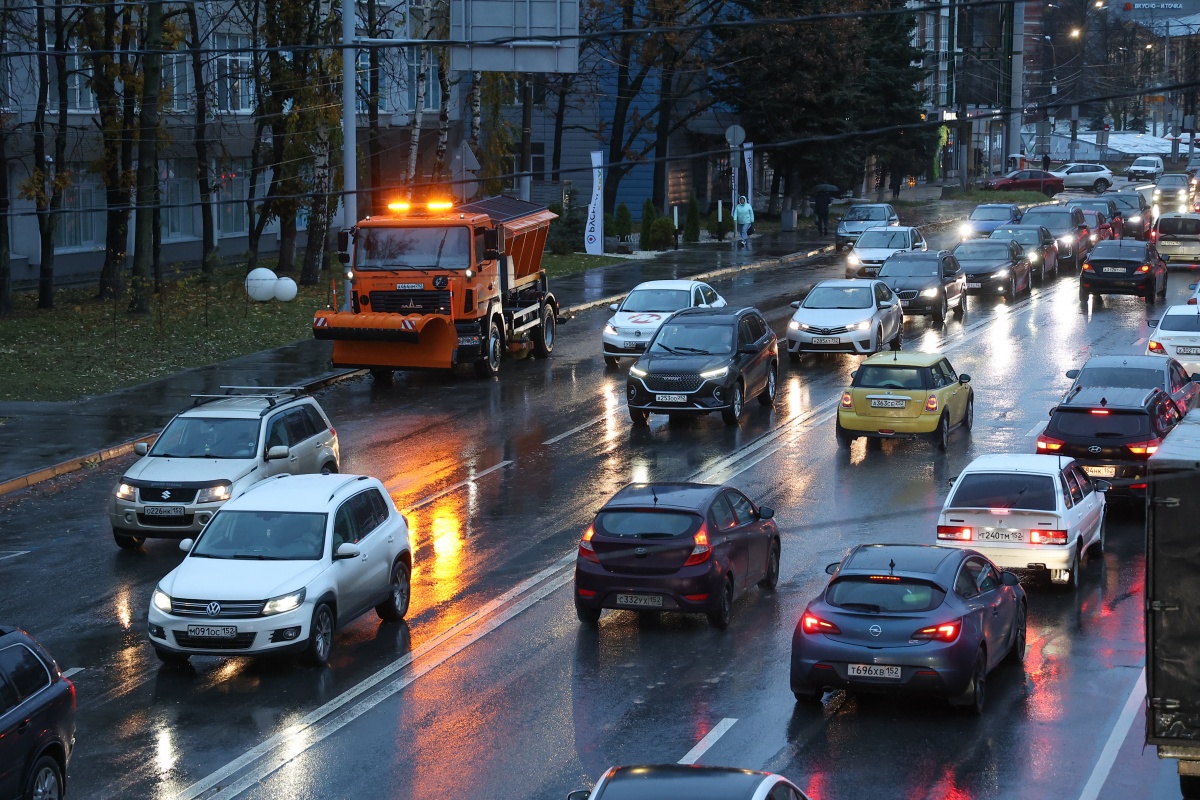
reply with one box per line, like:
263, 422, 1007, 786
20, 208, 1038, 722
734, 196, 754, 246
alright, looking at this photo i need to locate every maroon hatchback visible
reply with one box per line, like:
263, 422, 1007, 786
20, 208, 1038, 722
574, 483, 781, 629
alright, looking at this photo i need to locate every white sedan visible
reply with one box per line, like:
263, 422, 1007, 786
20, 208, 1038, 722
844, 226, 928, 278
148, 473, 413, 666
1148, 305, 1200, 375
785, 279, 904, 361
936, 454, 1106, 590
602, 279, 725, 366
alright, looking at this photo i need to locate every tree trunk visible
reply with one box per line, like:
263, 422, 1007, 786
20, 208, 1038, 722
406, 45, 428, 191
0, 128, 10, 315
188, 3, 219, 274
93, 1, 128, 300
130, 0, 164, 315
551, 75, 569, 181
245, 117, 269, 273
431, 51, 451, 179
767, 164, 781, 215
277, 212, 297, 273
365, 0, 383, 215
301, 126, 330, 285
652, 66, 675, 213
468, 71, 482, 150
604, 0, 636, 213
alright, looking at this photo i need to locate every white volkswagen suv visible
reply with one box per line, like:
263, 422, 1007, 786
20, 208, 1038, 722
110, 388, 340, 550
936, 454, 1106, 590
147, 473, 412, 666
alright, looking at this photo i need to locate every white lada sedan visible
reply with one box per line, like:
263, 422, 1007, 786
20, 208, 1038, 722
147, 473, 412, 666
602, 279, 726, 366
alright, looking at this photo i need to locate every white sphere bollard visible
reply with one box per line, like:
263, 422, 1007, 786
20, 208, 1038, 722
245, 268, 278, 302
273, 277, 298, 302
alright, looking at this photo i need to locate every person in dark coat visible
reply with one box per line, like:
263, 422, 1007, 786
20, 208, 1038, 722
813, 190, 831, 236
890, 172, 903, 199
1042, 153, 1052, 172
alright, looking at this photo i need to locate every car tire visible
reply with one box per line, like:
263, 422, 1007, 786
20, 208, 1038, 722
933, 293, 948, 325
1146, 283, 1157, 304
964, 393, 975, 431
792, 684, 823, 704
757, 365, 777, 407
1093, 179, 1109, 193
889, 325, 902, 352
707, 578, 734, 630
1180, 775, 1200, 800
154, 646, 190, 666
575, 602, 601, 625
375, 560, 411, 621
1092, 519, 1106, 555
788, 349, 802, 364
953, 649, 987, 715
1005, 601, 1027, 665
320, 462, 338, 475
603, 355, 619, 368
113, 529, 145, 550
474, 319, 503, 378
1064, 545, 1082, 592
532, 303, 555, 358
954, 291, 966, 317
301, 603, 335, 667
1078, 284, 1091, 302
873, 325, 884, 354
370, 369, 394, 385
628, 406, 649, 426
835, 419, 854, 448
1158, 275, 1168, 298
1007, 276, 1017, 302
934, 412, 950, 451
721, 382, 744, 426
23, 754, 63, 800
760, 540, 781, 590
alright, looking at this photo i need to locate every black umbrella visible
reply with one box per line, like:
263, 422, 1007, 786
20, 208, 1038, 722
813, 183, 838, 194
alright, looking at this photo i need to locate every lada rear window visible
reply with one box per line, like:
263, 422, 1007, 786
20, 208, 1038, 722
593, 511, 703, 539
1049, 409, 1150, 437
826, 576, 946, 613
1155, 218, 1200, 237
150, 418, 260, 459
949, 473, 1057, 511
853, 366, 930, 390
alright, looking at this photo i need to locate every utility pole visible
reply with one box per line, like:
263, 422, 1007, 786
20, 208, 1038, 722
341, 0, 356, 311
1004, 0, 1025, 166
519, 74, 533, 201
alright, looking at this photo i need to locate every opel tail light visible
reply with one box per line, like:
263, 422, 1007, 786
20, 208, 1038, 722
801, 612, 841, 635
912, 619, 962, 642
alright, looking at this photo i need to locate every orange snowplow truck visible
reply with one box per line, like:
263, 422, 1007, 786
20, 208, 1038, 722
313, 196, 559, 379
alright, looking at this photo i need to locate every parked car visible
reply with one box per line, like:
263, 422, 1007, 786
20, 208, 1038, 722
959, 204, 1023, 239
147, 473, 414, 666
1104, 191, 1153, 240
981, 169, 1064, 196
1019, 205, 1092, 269
1051, 162, 1115, 192
988, 225, 1060, 281
1148, 305, 1200, 376
601, 280, 726, 367
1152, 212, 1200, 267
951, 239, 1033, 300
844, 226, 928, 278
573, 483, 781, 630
625, 307, 778, 426
786, 280, 904, 360
1067, 197, 1124, 239
0, 626, 76, 800
566, 765, 812, 800
876, 251, 966, 324
1079, 239, 1167, 302
790, 543, 1026, 714
938, 454, 1107, 590
835, 203, 899, 250
1064, 354, 1199, 416
1128, 156, 1165, 182
110, 388, 340, 550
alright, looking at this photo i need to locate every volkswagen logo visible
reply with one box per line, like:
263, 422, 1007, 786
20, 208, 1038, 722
161, 490, 171, 499
206, 602, 222, 617
1088, 445, 1102, 454
869, 624, 882, 637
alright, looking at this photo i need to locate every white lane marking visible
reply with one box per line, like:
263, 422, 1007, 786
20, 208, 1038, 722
1134, 336, 1147, 346
543, 415, 605, 445
1027, 421, 1046, 437
176, 553, 576, 800
678, 718, 738, 765
61, 667, 85, 678
394, 460, 513, 512
0, 551, 30, 562
1077, 667, 1146, 800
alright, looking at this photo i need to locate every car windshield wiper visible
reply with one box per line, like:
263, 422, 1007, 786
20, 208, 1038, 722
674, 346, 715, 355
653, 343, 684, 355
230, 554, 283, 560
839, 602, 882, 612
997, 485, 1029, 508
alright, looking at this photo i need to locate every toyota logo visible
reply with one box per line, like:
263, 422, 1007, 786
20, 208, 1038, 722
206, 602, 222, 617
1088, 445, 1102, 454
869, 624, 882, 637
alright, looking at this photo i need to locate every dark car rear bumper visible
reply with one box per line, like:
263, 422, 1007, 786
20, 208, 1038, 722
1074, 459, 1147, 498
1079, 275, 1153, 296
574, 560, 724, 614
790, 634, 975, 698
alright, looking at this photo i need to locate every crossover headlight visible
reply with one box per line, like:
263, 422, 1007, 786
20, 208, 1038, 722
921, 288, 940, 298
959, 224, 974, 238
1154, 190, 1162, 199
152, 587, 172, 613
994, 269, 1010, 278
603, 323, 618, 336
196, 483, 232, 504
788, 320, 801, 330
700, 366, 730, 380
1058, 234, 1075, 245
847, 253, 860, 266
1027, 250, 1039, 262
262, 588, 306, 616
116, 482, 136, 502
1128, 215, 1142, 224
629, 365, 648, 378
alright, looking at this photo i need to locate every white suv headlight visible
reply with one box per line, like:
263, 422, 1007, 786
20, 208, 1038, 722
847, 253, 860, 266
603, 323, 618, 335
263, 588, 306, 616
700, 366, 729, 380
116, 482, 136, 502
196, 483, 232, 504
153, 587, 172, 613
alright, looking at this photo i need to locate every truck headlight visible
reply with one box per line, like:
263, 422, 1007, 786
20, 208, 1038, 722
263, 588, 306, 616
116, 482, 136, 502
152, 587, 172, 613
196, 483, 232, 504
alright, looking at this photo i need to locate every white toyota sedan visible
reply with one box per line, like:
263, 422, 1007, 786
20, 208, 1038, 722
1148, 305, 1200, 375
936, 454, 1106, 590
147, 473, 413, 666
785, 279, 904, 361
602, 279, 725, 366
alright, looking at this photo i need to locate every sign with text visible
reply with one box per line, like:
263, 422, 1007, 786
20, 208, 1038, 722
584, 151, 603, 255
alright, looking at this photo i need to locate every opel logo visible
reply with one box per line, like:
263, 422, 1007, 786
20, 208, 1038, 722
206, 602, 221, 617
635, 547, 648, 556
161, 490, 171, 499
1088, 445, 1102, 454
869, 624, 882, 637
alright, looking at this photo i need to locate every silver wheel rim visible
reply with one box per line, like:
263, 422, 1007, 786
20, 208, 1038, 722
392, 566, 409, 612
489, 331, 501, 370
32, 766, 59, 800
941, 295, 948, 318
1015, 608, 1027, 660
975, 660, 986, 708
733, 387, 742, 416
967, 399, 973, 427
767, 370, 776, 398
544, 312, 554, 347
314, 608, 332, 660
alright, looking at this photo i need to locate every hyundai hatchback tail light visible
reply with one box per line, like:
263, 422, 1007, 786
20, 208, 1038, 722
1036, 434, 1065, 451
801, 612, 841, 635
1127, 438, 1162, 457
937, 525, 972, 541
578, 525, 599, 563
912, 619, 962, 642
683, 526, 712, 566
1030, 529, 1068, 544
1148, 340, 1166, 354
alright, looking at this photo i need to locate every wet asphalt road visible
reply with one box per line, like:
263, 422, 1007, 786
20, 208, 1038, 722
0, 218, 1179, 799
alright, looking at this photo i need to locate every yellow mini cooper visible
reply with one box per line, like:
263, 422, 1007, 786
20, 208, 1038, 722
836, 352, 974, 450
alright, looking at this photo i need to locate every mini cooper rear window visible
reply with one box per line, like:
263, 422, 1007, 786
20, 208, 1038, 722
853, 366, 929, 390
1049, 409, 1150, 437
593, 511, 703, 539
826, 576, 946, 613
949, 473, 1058, 511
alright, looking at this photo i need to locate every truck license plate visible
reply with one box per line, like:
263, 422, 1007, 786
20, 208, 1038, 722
811, 337, 840, 345
847, 664, 901, 679
144, 506, 185, 517
870, 398, 906, 408
616, 594, 663, 608
187, 625, 237, 638
655, 394, 687, 403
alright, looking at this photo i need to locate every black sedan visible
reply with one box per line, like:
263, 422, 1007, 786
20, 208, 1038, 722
989, 224, 1060, 282
1105, 191, 1153, 240
951, 239, 1032, 300
790, 543, 1026, 714
626, 306, 777, 426
876, 251, 965, 324
1065, 353, 1199, 416
567, 765, 811, 800
574, 483, 781, 629
1079, 239, 1168, 302
0, 626, 76, 800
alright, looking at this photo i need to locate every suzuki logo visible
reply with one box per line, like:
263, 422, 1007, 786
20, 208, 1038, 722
1088, 445, 1102, 454
161, 490, 171, 499
206, 602, 222, 617
869, 624, 882, 637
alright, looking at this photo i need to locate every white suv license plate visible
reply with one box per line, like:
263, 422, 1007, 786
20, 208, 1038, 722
1176, 346, 1200, 355
623, 341, 645, 350
144, 505, 186, 517
870, 398, 906, 408
187, 625, 236, 638
655, 394, 687, 403
811, 337, 840, 345
978, 529, 1024, 542
847, 664, 901, 680
1082, 465, 1117, 477
616, 594, 663, 608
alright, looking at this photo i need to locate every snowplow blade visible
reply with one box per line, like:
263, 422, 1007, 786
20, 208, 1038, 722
312, 311, 459, 369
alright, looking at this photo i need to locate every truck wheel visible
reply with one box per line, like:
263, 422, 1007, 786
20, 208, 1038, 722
532, 304, 555, 358
370, 369, 394, 385
474, 320, 503, 378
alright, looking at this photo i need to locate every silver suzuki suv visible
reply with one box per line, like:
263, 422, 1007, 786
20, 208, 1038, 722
109, 387, 340, 549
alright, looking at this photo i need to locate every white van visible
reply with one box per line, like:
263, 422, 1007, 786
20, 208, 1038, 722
1128, 156, 1165, 182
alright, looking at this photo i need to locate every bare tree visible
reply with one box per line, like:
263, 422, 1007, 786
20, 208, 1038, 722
129, 0, 164, 314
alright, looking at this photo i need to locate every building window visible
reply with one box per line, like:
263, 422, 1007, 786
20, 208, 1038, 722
215, 34, 253, 113
216, 160, 250, 237
355, 50, 392, 114
58, 48, 96, 112
502, 74, 547, 107
0, 36, 13, 111
164, 161, 196, 239
54, 169, 105, 249
406, 54, 440, 112
505, 142, 545, 188
164, 52, 192, 113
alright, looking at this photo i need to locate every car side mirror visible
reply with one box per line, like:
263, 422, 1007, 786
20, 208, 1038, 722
609, 303, 619, 311
1066, 369, 1080, 379
567, 791, 592, 800
850, 370, 858, 379
337, 229, 349, 252
179, 538, 194, 553
1049, 406, 1058, 416
825, 562, 840, 575
135, 442, 149, 456
1001, 570, 1021, 586
958, 373, 971, 383
266, 445, 289, 461
947, 475, 958, 485
1190, 283, 1197, 290
334, 542, 361, 560
1149, 319, 1160, 327
1094, 479, 1113, 493
758, 506, 775, 520
483, 228, 500, 253
790, 300, 801, 309
880, 300, 894, 308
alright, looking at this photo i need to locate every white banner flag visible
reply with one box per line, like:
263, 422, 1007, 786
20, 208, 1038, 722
744, 143, 754, 208
585, 151, 604, 255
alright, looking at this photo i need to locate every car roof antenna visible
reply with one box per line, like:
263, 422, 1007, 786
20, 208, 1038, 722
651, 485, 659, 506
889, 558, 896, 574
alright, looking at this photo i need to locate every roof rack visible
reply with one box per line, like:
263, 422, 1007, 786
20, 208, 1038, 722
190, 386, 306, 409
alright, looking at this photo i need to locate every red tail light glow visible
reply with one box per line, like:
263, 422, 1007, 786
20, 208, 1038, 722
1037, 434, 1065, 451
801, 612, 842, 634
1030, 529, 1068, 544
841, 391, 853, 408
869, 575, 901, 582
683, 526, 712, 566
912, 619, 962, 642
1090, 409, 1110, 415
925, 395, 939, 412
578, 525, 599, 563
1128, 439, 1162, 456
937, 525, 972, 541
1138, 264, 1151, 273
1148, 340, 1166, 354
1081, 262, 1093, 272
1188, 297, 1197, 305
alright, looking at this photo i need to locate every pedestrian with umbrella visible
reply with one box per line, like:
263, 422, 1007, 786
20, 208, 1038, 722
813, 184, 836, 236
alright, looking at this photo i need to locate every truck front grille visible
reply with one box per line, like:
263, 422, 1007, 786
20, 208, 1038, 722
369, 290, 452, 315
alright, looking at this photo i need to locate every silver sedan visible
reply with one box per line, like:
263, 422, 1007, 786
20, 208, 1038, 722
786, 279, 905, 362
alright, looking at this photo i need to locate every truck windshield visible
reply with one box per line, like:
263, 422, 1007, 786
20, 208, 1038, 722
357, 227, 471, 269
